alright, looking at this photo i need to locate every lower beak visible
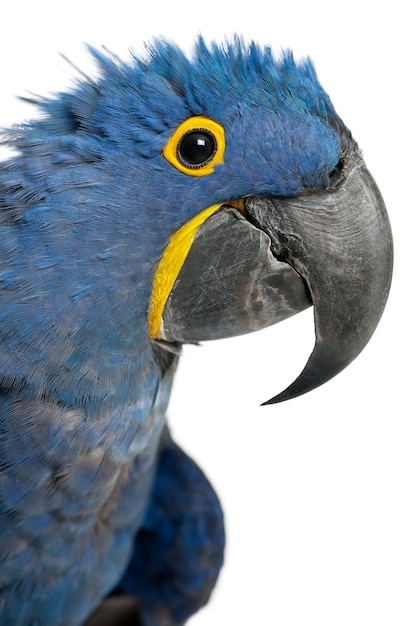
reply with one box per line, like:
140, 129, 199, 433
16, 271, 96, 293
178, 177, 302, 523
156, 206, 312, 342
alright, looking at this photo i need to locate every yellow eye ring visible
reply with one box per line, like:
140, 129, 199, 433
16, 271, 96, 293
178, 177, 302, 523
162, 116, 225, 177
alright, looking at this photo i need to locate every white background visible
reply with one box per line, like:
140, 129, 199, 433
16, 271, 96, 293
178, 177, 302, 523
1, 2, 415, 625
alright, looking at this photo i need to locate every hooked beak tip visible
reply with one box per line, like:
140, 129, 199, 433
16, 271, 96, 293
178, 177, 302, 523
247, 158, 393, 405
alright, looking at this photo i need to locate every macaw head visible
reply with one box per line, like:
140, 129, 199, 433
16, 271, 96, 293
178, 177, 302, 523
0, 37, 393, 406
139, 38, 393, 403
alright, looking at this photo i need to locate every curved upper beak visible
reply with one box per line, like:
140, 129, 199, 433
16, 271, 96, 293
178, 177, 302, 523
151, 151, 393, 404
246, 153, 393, 403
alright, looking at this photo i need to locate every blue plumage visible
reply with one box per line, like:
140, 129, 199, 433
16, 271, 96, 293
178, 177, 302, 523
116, 431, 225, 625
0, 37, 358, 624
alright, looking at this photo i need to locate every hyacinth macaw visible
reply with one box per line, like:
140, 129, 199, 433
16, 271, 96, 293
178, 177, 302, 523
0, 37, 393, 625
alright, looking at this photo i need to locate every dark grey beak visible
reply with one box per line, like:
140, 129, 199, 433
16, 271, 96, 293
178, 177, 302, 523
156, 151, 392, 405
246, 153, 393, 403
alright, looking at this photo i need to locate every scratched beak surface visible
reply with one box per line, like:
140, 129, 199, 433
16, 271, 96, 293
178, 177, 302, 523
160, 206, 311, 342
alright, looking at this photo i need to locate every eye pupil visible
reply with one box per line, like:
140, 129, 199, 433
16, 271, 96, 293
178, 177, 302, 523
177, 130, 217, 168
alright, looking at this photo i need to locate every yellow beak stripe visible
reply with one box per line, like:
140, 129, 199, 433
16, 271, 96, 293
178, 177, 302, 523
148, 200, 245, 339
148, 204, 224, 339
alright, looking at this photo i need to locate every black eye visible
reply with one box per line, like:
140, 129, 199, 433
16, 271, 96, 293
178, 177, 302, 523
177, 129, 218, 168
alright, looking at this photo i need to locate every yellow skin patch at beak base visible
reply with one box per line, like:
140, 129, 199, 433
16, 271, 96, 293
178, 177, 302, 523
148, 200, 245, 339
